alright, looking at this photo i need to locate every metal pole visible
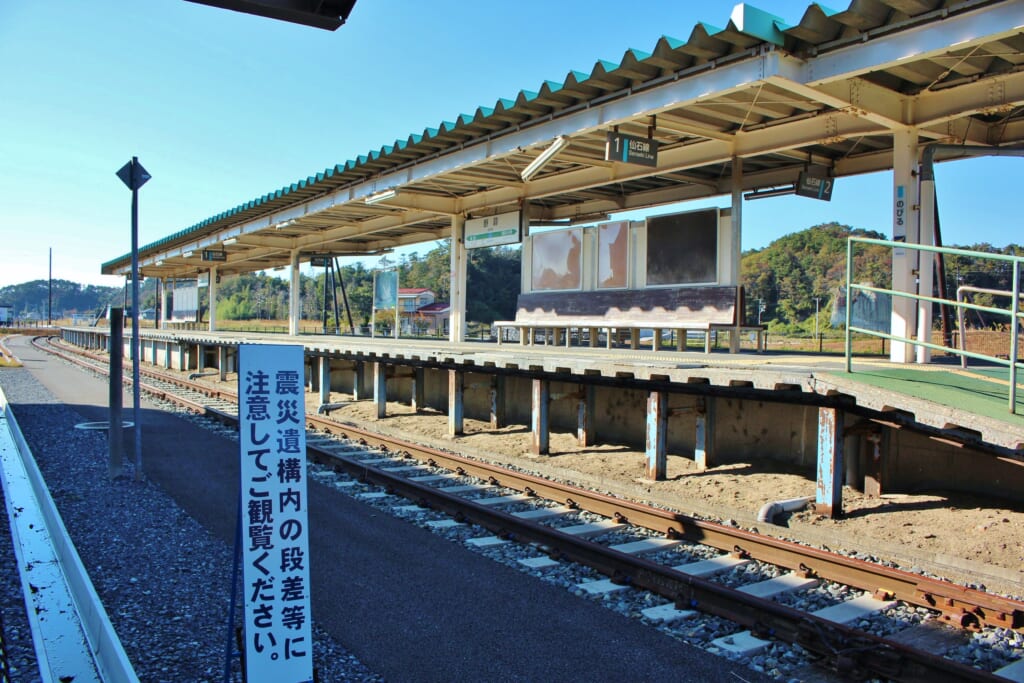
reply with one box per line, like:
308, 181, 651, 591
130, 157, 143, 480
48, 247, 52, 325
1010, 260, 1020, 414
109, 308, 124, 479
845, 240, 854, 372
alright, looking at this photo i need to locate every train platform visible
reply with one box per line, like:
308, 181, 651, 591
0, 334, 773, 681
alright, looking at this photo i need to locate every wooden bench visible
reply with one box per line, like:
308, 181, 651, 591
493, 286, 765, 353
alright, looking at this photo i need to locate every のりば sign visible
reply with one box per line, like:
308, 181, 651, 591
238, 344, 313, 683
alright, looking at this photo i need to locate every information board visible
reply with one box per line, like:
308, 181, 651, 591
238, 344, 313, 683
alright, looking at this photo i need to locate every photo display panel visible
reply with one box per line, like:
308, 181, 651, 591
645, 209, 718, 285
530, 227, 582, 291
597, 221, 629, 288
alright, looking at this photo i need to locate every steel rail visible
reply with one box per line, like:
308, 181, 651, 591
33, 337, 1022, 681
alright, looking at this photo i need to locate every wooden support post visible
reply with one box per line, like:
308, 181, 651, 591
374, 362, 387, 419
489, 375, 505, 429
645, 390, 668, 480
448, 369, 464, 437
694, 397, 715, 470
319, 356, 331, 406
815, 407, 845, 518
577, 385, 595, 447
589, 327, 598, 348
412, 367, 425, 412
863, 432, 884, 498
630, 328, 640, 350
531, 378, 550, 455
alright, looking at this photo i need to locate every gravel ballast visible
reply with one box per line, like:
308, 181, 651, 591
0, 366, 380, 682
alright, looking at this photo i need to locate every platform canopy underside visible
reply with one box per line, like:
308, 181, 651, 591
102, 0, 1024, 280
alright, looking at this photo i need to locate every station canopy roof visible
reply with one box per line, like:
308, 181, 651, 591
103, 0, 1024, 280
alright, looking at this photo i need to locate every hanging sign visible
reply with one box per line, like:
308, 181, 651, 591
796, 172, 834, 201
238, 344, 313, 683
605, 132, 659, 166
202, 249, 227, 262
465, 210, 523, 249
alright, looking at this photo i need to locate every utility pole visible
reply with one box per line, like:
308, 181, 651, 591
47, 247, 52, 325
813, 296, 822, 352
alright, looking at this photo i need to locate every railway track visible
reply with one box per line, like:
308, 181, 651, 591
34, 335, 1024, 682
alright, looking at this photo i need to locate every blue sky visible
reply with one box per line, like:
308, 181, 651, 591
0, 0, 1018, 288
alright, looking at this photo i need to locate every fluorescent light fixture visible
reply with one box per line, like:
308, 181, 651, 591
223, 237, 238, 246
183, 250, 195, 258
743, 184, 796, 201
275, 219, 297, 230
365, 188, 397, 205
521, 136, 570, 182
155, 260, 165, 266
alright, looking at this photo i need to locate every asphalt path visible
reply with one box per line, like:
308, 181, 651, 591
5, 335, 770, 682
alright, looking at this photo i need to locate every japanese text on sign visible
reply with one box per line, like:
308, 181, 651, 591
238, 344, 313, 683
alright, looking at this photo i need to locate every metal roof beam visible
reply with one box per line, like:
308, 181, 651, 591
804, 2, 1024, 85
915, 70, 1024, 127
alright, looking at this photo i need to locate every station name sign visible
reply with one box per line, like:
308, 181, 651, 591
309, 256, 330, 267
465, 210, 523, 249
202, 249, 227, 262
605, 132, 659, 167
796, 172, 834, 202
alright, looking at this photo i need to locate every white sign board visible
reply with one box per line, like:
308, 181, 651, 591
465, 210, 522, 249
238, 344, 313, 683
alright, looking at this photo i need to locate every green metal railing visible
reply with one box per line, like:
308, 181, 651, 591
844, 237, 1023, 414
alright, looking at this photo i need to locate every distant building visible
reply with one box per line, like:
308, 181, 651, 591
0, 304, 11, 324
397, 288, 450, 336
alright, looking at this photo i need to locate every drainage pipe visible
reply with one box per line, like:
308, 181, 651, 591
757, 496, 813, 525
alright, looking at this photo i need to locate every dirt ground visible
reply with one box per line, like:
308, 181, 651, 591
304, 392, 1024, 597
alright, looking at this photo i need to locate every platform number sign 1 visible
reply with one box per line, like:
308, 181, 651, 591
238, 344, 313, 683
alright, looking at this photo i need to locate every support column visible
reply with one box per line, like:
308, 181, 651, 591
164, 341, 172, 369
891, 128, 921, 363
352, 361, 365, 400
815, 407, 845, 518
531, 378, 549, 455
694, 397, 715, 470
449, 214, 467, 343
730, 157, 743, 353
159, 278, 169, 330
219, 346, 228, 382
917, 167, 936, 363
645, 390, 668, 480
577, 385, 595, 447
411, 367, 425, 412
177, 344, 187, 371
208, 266, 218, 332
289, 249, 301, 337
448, 369, 464, 437
489, 375, 505, 428
374, 362, 387, 419
319, 356, 331, 406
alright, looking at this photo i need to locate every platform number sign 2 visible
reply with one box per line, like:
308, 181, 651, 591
238, 344, 313, 683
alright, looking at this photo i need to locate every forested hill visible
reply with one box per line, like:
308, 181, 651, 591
741, 222, 1022, 331
2, 225, 1018, 328
0, 279, 124, 319
741, 223, 889, 330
